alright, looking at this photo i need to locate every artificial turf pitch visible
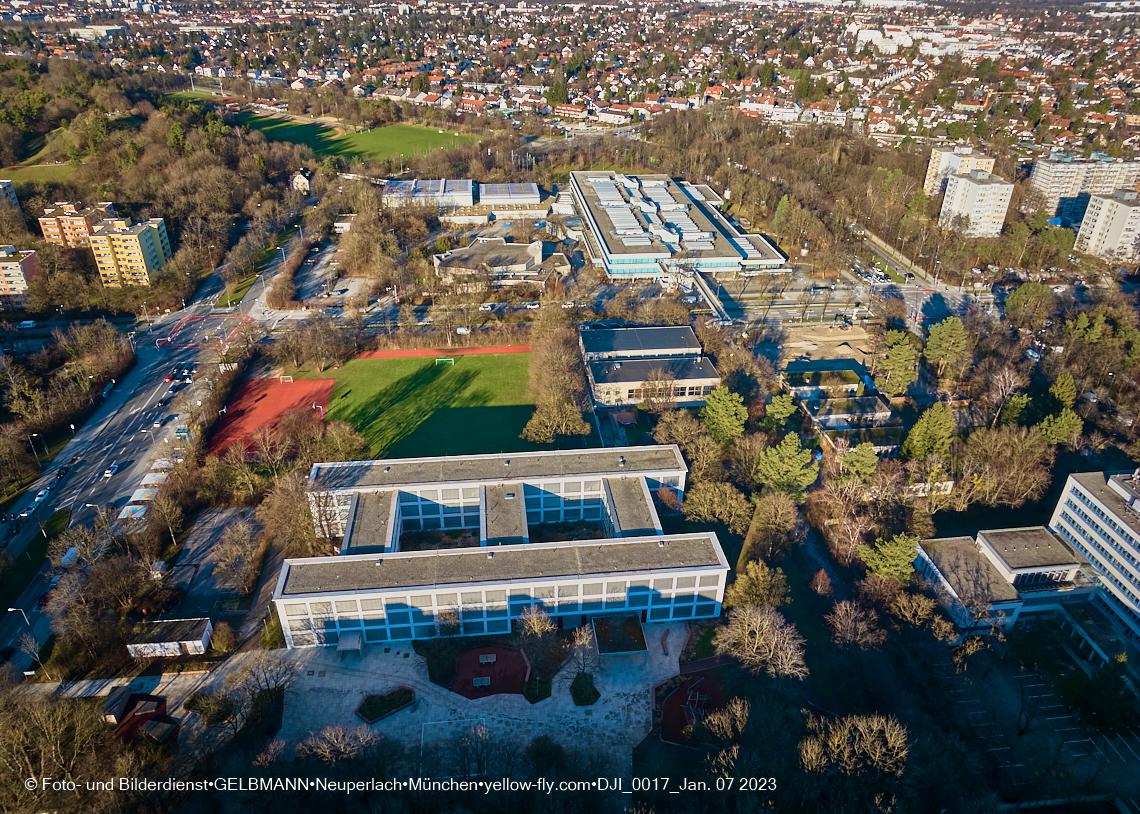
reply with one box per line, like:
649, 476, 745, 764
297, 353, 562, 458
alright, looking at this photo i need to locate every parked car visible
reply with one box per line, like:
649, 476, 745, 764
561, 300, 576, 309
523, 302, 540, 310
153, 416, 165, 428
456, 326, 471, 335
36, 592, 50, 609
478, 303, 494, 312
104, 464, 118, 478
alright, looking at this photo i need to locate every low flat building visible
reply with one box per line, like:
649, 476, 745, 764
580, 326, 719, 407
383, 179, 474, 208
273, 446, 727, 648
588, 356, 720, 408
125, 618, 213, 658
917, 527, 1096, 632
433, 237, 568, 289
273, 534, 728, 648
569, 172, 784, 282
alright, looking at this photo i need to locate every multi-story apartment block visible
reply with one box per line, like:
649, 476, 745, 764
0, 245, 41, 310
90, 217, 172, 288
0, 180, 18, 209
1074, 189, 1140, 263
1024, 151, 1140, 223
38, 201, 116, 248
1049, 471, 1140, 646
922, 144, 996, 196
938, 169, 1014, 238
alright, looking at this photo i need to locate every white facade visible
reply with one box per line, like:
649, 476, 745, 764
274, 535, 729, 648
125, 618, 213, 658
922, 145, 996, 196
1074, 190, 1140, 262
1025, 152, 1140, 222
939, 170, 1014, 238
1049, 471, 1140, 645
0, 180, 17, 208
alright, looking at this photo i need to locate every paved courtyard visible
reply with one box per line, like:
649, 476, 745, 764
276, 621, 687, 772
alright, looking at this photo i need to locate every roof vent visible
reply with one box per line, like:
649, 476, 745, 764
384, 466, 391, 473
619, 456, 626, 467
504, 459, 510, 466
375, 559, 383, 566
506, 493, 516, 499
658, 539, 665, 547
487, 551, 494, 558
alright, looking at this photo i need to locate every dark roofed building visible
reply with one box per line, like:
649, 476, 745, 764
580, 327, 719, 408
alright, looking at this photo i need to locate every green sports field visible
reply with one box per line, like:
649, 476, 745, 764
235, 114, 479, 161
295, 353, 597, 458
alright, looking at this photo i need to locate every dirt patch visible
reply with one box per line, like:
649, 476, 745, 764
759, 324, 874, 369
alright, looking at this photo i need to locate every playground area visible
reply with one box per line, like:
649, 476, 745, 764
449, 645, 529, 699
161, 315, 253, 349
208, 376, 335, 456
660, 670, 727, 746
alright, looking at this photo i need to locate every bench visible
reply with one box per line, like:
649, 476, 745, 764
473, 677, 491, 687
478, 654, 497, 665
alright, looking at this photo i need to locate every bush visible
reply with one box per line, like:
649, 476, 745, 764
356, 688, 414, 723
185, 691, 234, 726
211, 622, 237, 654
569, 672, 600, 706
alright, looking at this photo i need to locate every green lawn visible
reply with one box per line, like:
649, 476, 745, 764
216, 273, 259, 308
294, 353, 597, 458
234, 114, 479, 161
0, 163, 76, 185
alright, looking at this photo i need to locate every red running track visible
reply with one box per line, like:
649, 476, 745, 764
209, 378, 336, 457
356, 345, 531, 359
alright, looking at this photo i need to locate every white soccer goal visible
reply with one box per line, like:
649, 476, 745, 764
279, 375, 294, 383
434, 358, 454, 366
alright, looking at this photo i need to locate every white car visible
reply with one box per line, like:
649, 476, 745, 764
103, 465, 118, 478
478, 303, 494, 312
561, 301, 576, 309
523, 302, 540, 310
456, 326, 471, 335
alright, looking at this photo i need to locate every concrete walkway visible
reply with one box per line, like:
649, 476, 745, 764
277, 622, 686, 771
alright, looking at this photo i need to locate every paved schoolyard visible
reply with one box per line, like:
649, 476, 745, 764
170, 508, 262, 614
276, 622, 687, 771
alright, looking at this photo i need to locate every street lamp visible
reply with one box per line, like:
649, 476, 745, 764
142, 302, 151, 324
7, 607, 29, 626
27, 434, 43, 469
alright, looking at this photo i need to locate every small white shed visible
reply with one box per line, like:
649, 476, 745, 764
126, 618, 213, 659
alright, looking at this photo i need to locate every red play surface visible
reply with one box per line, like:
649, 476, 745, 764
661, 671, 727, 745
450, 645, 529, 699
209, 378, 335, 456
357, 345, 530, 359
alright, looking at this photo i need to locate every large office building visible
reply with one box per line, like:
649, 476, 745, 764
581, 326, 720, 408
90, 217, 172, 288
1049, 471, 1140, 646
0, 245, 41, 310
38, 201, 115, 248
938, 169, 1014, 238
273, 447, 730, 648
1073, 189, 1140, 263
569, 172, 784, 282
922, 144, 995, 196
1024, 151, 1140, 223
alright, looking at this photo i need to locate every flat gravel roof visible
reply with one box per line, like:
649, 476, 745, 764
308, 445, 686, 492
278, 534, 728, 597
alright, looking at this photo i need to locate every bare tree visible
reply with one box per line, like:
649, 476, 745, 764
17, 631, 54, 680
298, 725, 382, 763
641, 367, 678, 414
826, 600, 887, 651
714, 605, 808, 679
212, 521, 261, 594
149, 493, 184, 549
518, 606, 556, 639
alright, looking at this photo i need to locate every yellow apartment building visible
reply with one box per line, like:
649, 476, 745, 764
90, 218, 172, 288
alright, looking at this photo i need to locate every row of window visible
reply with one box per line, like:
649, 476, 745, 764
1055, 523, 1140, 610
285, 602, 719, 647
1070, 487, 1140, 553
1057, 501, 1140, 583
627, 385, 714, 400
